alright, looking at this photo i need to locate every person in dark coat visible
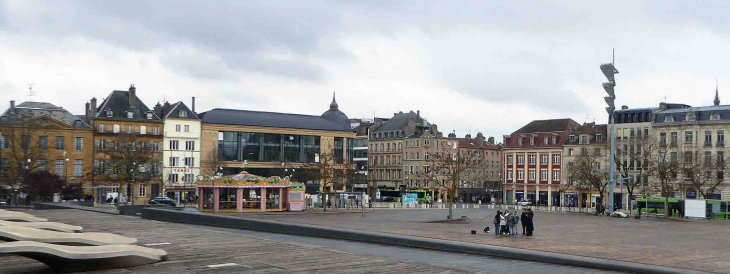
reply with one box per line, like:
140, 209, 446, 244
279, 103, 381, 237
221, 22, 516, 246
493, 210, 501, 236
520, 210, 528, 235
525, 209, 535, 236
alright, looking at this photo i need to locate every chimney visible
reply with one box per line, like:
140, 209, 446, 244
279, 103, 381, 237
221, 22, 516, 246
85, 102, 90, 117
659, 102, 667, 110
9, 100, 15, 114
129, 84, 136, 108
488, 136, 495, 145
90, 97, 97, 117
476, 133, 485, 146
621, 105, 629, 110
417, 110, 420, 118
192, 97, 196, 113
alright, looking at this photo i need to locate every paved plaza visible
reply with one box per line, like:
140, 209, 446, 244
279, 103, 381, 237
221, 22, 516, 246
1, 208, 617, 274
238, 207, 730, 274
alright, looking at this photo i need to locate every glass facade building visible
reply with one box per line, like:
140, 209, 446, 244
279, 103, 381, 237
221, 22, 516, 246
218, 132, 322, 163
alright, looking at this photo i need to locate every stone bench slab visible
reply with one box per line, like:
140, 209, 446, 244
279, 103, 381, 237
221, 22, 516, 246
0, 220, 83, 233
0, 225, 136, 246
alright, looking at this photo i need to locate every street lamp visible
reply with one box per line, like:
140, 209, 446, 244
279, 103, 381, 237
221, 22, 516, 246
601, 50, 619, 214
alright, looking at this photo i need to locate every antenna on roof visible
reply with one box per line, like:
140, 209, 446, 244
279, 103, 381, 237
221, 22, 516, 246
584, 114, 590, 124
27, 83, 35, 99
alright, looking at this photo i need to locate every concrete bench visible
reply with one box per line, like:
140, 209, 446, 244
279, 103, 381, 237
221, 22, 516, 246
0, 225, 136, 246
0, 240, 167, 273
0, 220, 83, 233
0, 210, 48, 222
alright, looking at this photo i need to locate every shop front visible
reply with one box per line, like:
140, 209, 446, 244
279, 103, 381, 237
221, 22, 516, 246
198, 172, 305, 213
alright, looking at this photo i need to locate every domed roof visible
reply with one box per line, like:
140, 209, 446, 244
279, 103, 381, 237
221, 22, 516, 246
321, 93, 350, 128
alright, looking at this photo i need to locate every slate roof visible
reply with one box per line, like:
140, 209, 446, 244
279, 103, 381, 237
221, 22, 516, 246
199, 108, 352, 132
563, 124, 608, 145
164, 101, 200, 120
372, 111, 421, 132
0, 101, 92, 128
457, 138, 498, 149
513, 119, 579, 134
654, 105, 730, 125
95, 90, 162, 122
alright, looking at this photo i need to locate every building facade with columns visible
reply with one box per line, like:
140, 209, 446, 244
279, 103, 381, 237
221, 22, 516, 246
502, 119, 580, 206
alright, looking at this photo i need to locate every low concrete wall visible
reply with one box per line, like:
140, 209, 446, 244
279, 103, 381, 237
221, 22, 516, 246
141, 207, 692, 274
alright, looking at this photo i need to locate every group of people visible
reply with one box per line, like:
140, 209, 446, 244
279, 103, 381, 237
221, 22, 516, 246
490, 209, 535, 236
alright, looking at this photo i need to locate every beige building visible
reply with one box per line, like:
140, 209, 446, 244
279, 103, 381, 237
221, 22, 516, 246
456, 133, 502, 203
562, 123, 609, 209
198, 95, 356, 195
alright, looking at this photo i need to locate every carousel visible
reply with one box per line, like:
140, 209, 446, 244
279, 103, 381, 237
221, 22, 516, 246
197, 171, 306, 213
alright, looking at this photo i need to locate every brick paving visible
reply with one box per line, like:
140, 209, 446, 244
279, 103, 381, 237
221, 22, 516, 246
238, 208, 730, 274
1, 209, 465, 274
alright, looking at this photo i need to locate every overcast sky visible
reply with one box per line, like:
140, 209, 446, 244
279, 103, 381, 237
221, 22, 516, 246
2, 1, 730, 141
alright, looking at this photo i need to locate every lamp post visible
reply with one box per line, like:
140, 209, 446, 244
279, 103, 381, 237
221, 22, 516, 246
600, 50, 619, 214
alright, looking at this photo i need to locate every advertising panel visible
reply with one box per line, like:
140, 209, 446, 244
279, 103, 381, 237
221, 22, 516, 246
684, 199, 706, 219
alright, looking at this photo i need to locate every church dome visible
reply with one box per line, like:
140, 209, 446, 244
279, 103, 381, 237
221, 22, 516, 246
321, 93, 350, 128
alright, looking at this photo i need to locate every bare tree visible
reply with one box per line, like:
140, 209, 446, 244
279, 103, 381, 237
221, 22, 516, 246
89, 133, 161, 205
568, 148, 609, 215
614, 137, 656, 214
429, 144, 479, 219
201, 144, 222, 177
678, 148, 729, 200
301, 145, 355, 211
646, 143, 681, 218
0, 120, 50, 200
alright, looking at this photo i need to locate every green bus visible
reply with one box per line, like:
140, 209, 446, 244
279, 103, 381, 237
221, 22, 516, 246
707, 200, 729, 219
636, 197, 680, 217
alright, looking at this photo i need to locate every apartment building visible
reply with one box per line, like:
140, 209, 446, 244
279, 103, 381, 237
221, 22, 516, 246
155, 99, 201, 204
456, 133, 501, 203
562, 123, 609, 209
503, 119, 580, 206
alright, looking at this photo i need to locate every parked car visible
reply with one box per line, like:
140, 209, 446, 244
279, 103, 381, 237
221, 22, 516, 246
148, 197, 177, 207
517, 199, 532, 206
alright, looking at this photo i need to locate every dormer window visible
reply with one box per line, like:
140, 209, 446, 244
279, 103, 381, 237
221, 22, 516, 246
596, 134, 603, 141
179, 110, 187, 117
569, 135, 576, 141
664, 116, 674, 123
711, 113, 721, 121
127, 111, 134, 119
146, 113, 153, 119
106, 110, 113, 117
552, 136, 557, 145
685, 112, 695, 122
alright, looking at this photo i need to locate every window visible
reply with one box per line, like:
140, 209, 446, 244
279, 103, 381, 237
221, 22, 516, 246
98, 140, 106, 150
671, 132, 678, 146
541, 154, 548, 164
569, 135, 575, 141
718, 130, 725, 146
185, 140, 195, 151
553, 154, 560, 164
416, 152, 420, 159
660, 132, 667, 146
264, 134, 282, 162
517, 170, 524, 180
146, 112, 153, 119
719, 151, 725, 166
507, 169, 513, 180
154, 127, 160, 135
74, 159, 83, 176
507, 155, 513, 165
55, 159, 65, 175
169, 174, 179, 183
184, 174, 194, 183
705, 131, 712, 146
106, 110, 113, 117
99, 124, 106, 133
139, 126, 146, 135
541, 169, 548, 181
20, 135, 30, 149
552, 136, 557, 144
517, 155, 524, 165
684, 131, 693, 143
568, 149, 574, 156
664, 116, 673, 123
630, 128, 635, 140
594, 148, 601, 156
39, 136, 48, 149
127, 112, 133, 119
518, 138, 523, 146
528, 154, 536, 164
38, 160, 47, 171
170, 157, 179, 167
670, 152, 678, 163
529, 169, 536, 180
530, 138, 535, 146
0, 134, 7, 149
184, 125, 190, 132
705, 151, 712, 166
644, 128, 649, 138
684, 151, 693, 163
184, 157, 195, 167
544, 137, 549, 144
170, 140, 179, 150
74, 137, 83, 151
596, 134, 602, 141
553, 170, 561, 181
113, 124, 120, 133
175, 125, 181, 132
126, 125, 133, 134
139, 184, 147, 197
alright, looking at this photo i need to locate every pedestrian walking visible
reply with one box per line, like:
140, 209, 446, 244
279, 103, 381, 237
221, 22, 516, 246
493, 210, 501, 236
